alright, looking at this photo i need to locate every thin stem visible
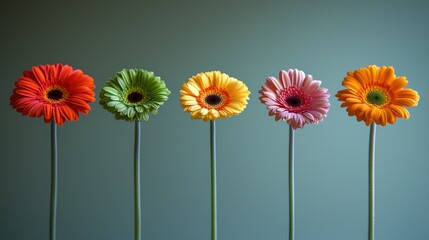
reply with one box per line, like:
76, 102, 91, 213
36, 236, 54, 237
210, 120, 217, 240
288, 125, 295, 240
50, 122, 58, 240
134, 121, 142, 240
368, 123, 376, 240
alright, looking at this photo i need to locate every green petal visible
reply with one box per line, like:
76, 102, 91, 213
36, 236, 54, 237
135, 106, 144, 113
107, 101, 119, 107
142, 112, 149, 121
103, 86, 119, 95
127, 107, 135, 118
117, 77, 127, 90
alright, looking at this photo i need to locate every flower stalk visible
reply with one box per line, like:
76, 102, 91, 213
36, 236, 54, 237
210, 120, 217, 240
368, 123, 376, 240
50, 121, 58, 240
134, 120, 142, 240
288, 125, 295, 240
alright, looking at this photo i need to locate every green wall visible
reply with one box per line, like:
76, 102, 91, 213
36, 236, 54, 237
1, 0, 428, 239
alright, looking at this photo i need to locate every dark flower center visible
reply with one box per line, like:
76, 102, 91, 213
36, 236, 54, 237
127, 92, 144, 103
278, 87, 312, 113
205, 94, 222, 106
366, 90, 388, 106
285, 96, 302, 107
47, 89, 64, 101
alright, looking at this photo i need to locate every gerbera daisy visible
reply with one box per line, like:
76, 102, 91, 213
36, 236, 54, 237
336, 65, 420, 126
259, 69, 330, 129
180, 71, 250, 121
99, 69, 170, 122
10, 64, 96, 126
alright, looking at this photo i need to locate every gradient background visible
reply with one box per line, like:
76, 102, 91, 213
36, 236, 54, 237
1, 0, 428, 239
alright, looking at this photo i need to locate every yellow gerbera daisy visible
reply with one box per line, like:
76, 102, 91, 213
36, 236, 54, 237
180, 71, 250, 121
336, 65, 420, 126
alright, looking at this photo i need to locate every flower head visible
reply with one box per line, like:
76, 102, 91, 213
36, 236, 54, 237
336, 65, 420, 126
180, 71, 250, 121
10, 64, 95, 126
259, 69, 330, 129
99, 69, 170, 122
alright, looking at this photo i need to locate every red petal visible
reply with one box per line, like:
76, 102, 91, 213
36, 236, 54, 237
43, 104, 53, 122
26, 102, 43, 117
15, 89, 38, 97
53, 107, 65, 126
59, 65, 72, 83
32, 66, 46, 84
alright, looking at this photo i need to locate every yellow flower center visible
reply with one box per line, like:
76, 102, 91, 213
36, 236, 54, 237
364, 87, 390, 107
198, 87, 230, 109
45, 86, 68, 103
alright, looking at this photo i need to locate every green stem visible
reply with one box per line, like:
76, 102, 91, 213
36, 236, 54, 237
134, 121, 141, 240
50, 122, 57, 240
210, 120, 217, 240
368, 123, 376, 240
288, 125, 295, 240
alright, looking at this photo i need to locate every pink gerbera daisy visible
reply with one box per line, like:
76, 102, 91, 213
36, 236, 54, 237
259, 69, 330, 129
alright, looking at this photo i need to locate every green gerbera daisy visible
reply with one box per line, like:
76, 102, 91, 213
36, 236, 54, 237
99, 69, 170, 121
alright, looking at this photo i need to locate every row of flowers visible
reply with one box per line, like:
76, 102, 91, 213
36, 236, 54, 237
9, 64, 420, 240
10, 64, 420, 127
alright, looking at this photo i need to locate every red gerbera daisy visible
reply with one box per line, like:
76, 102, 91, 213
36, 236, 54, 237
10, 64, 96, 126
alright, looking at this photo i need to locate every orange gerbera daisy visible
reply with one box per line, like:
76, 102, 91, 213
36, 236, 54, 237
336, 65, 419, 126
10, 64, 96, 126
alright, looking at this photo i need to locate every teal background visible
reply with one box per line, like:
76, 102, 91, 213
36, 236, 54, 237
1, 0, 428, 239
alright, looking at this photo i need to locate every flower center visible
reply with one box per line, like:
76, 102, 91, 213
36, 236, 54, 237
47, 89, 64, 100
366, 90, 388, 106
278, 86, 312, 113
205, 94, 222, 106
197, 87, 230, 110
45, 86, 67, 103
127, 92, 144, 103
285, 96, 302, 107
364, 87, 390, 107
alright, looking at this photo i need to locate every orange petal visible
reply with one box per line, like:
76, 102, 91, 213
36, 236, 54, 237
384, 108, 397, 124
342, 76, 363, 91
354, 67, 371, 85
392, 105, 410, 119
393, 98, 418, 107
395, 89, 419, 101
378, 66, 395, 85
389, 77, 408, 91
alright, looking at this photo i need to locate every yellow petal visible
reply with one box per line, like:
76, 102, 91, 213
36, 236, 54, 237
200, 108, 208, 115
181, 95, 197, 101
188, 105, 202, 111
186, 83, 201, 96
